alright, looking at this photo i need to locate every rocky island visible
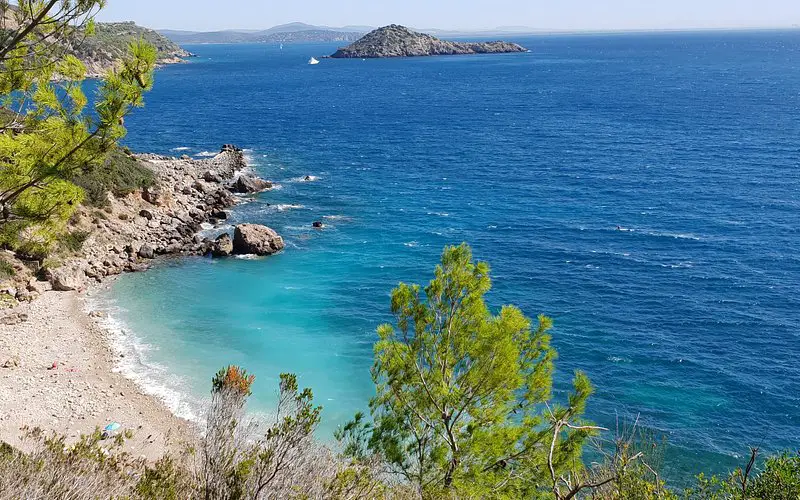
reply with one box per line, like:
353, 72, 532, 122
329, 24, 527, 59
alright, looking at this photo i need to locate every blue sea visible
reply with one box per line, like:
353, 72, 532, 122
96, 31, 800, 481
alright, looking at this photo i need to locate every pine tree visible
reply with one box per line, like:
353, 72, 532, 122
339, 243, 598, 498
0, 1, 155, 255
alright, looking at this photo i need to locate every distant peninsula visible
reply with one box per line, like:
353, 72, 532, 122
329, 25, 527, 59
73, 22, 192, 77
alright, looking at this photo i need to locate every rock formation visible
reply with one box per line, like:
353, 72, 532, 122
330, 25, 527, 59
232, 224, 285, 256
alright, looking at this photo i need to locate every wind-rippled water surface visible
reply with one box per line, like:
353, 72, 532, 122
100, 31, 800, 480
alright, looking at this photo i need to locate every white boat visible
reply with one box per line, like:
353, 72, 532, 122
308, 57, 320, 65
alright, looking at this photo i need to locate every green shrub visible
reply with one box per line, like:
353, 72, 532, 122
56, 230, 90, 253
72, 148, 155, 207
0, 259, 14, 280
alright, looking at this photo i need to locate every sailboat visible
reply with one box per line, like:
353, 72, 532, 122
308, 57, 320, 65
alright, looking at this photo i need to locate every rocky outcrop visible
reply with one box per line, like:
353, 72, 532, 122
39, 145, 281, 291
232, 224, 285, 256
330, 25, 527, 59
232, 174, 272, 194
48, 267, 88, 292
211, 233, 233, 257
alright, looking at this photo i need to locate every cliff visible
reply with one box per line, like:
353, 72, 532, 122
330, 24, 527, 59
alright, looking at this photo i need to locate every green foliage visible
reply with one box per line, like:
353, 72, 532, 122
686, 450, 800, 500
72, 147, 155, 206
72, 21, 189, 70
201, 368, 324, 499
135, 456, 194, 500
749, 452, 800, 499
0, 2, 156, 254
0, 257, 13, 279
342, 243, 597, 498
56, 229, 90, 253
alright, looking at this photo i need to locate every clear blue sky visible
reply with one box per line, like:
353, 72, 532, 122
96, 0, 800, 32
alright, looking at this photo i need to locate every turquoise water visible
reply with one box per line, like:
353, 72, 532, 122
100, 31, 800, 480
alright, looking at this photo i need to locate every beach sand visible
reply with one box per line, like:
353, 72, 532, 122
0, 289, 195, 460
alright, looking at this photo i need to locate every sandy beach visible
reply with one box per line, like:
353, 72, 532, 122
0, 288, 194, 460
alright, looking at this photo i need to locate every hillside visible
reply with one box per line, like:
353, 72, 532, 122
1, 5, 189, 76
70, 22, 192, 76
159, 23, 368, 44
330, 24, 527, 58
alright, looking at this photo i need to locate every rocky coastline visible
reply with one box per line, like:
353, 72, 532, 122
0, 144, 286, 458
330, 24, 527, 59
2, 145, 284, 301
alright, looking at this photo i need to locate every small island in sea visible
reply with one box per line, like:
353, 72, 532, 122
329, 24, 527, 59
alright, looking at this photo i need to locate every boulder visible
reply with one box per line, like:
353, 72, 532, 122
49, 267, 87, 292
211, 233, 233, 257
232, 224, 285, 256
142, 186, 162, 205
139, 209, 154, 220
203, 171, 224, 183
137, 244, 155, 259
232, 175, 272, 194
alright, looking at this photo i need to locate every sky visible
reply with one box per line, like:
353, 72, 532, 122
95, 0, 800, 32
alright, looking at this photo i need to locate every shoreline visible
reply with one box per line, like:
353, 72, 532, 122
0, 145, 280, 457
0, 288, 194, 459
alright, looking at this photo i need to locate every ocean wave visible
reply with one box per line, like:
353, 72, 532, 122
646, 231, 702, 241
288, 175, 319, 182
171, 146, 191, 151
427, 211, 450, 217
322, 215, 352, 221
660, 261, 694, 269
233, 254, 260, 260
273, 203, 305, 212
404, 241, 419, 248
195, 151, 217, 157
84, 294, 204, 424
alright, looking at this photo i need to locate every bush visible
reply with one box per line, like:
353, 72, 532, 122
56, 230, 90, 253
0, 259, 14, 280
72, 148, 155, 207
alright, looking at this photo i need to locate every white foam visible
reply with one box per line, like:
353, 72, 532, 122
84, 294, 205, 424
273, 204, 304, 211
322, 215, 351, 221
288, 175, 319, 182
404, 241, 419, 248
427, 211, 450, 217
195, 151, 217, 157
171, 146, 191, 151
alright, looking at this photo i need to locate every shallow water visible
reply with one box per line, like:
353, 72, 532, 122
101, 31, 800, 481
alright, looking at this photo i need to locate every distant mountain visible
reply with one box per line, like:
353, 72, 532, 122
157, 29, 258, 44
256, 30, 362, 43
159, 23, 371, 44
330, 25, 527, 59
